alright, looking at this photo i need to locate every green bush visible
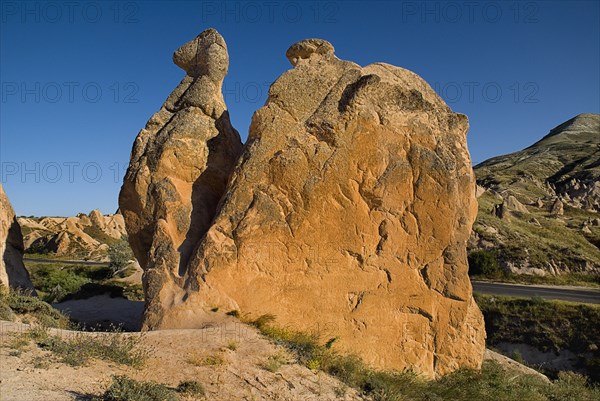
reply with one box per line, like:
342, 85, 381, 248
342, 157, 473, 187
0, 290, 70, 328
28, 265, 90, 303
468, 250, 505, 278
0, 294, 15, 321
99, 375, 176, 401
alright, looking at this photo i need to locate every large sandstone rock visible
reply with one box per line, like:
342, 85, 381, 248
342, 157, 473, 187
119, 29, 243, 323
120, 31, 485, 378
0, 184, 35, 292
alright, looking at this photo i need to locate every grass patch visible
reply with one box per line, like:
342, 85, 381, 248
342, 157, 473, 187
97, 375, 176, 401
471, 190, 600, 280
27, 325, 151, 367
186, 352, 226, 367
261, 351, 291, 372
475, 293, 600, 381
25, 260, 144, 302
225, 340, 238, 351
0, 290, 70, 328
245, 313, 600, 400
28, 264, 91, 303
83, 226, 121, 247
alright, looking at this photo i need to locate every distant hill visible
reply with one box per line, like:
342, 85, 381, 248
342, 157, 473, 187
471, 113, 600, 275
18, 210, 127, 261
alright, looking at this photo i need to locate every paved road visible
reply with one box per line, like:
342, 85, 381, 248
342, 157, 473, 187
17, 261, 600, 304
472, 281, 600, 304
23, 258, 108, 266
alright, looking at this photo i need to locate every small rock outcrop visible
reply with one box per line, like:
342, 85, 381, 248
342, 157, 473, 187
550, 198, 564, 216
505, 195, 528, 213
119, 29, 243, 324
0, 184, 35, 292
492, 203, 510, 220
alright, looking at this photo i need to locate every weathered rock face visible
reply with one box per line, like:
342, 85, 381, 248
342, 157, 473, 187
119, 29, 243, 323
0, 184, 35, 292
121, 32, 486, 377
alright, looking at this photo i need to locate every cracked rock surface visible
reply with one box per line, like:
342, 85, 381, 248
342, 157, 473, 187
120, 31, 485, 378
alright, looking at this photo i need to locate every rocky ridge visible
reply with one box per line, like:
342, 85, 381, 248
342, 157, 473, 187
471, 114, 600, 275
18, 210, 126, 261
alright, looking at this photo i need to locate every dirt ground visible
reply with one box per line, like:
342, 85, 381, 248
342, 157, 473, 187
0, 318, 363, 401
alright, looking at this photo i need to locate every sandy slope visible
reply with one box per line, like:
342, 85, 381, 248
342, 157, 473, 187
0, 319, 363, 401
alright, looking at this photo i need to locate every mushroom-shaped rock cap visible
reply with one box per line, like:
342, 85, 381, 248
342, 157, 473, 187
173, 28, 229, 79
286, 38, 335, 66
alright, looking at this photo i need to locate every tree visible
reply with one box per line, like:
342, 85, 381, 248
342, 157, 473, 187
108, 239, 134, 277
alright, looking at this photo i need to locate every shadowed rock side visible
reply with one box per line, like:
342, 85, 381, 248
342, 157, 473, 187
118, 29, 243, 326
0, 184, 35, 292
144, 37, 485, 377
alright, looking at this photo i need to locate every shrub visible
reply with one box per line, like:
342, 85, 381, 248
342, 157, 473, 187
99, 375, 176, 401
0, 294, 15, 321
0, 290, 70, 328
25, 240, 49, 254
550, 371, 600, 401
186, 352, 225, 367
30, 326, 151, 367
28, 265, 89, 303
176, 380, 205, 397
468, 250, 504, 277
202, 353, 225, 366
261, 352, 290, 372
512, 349, 526, 364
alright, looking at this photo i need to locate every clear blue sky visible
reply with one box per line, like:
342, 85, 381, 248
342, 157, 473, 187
1, 0, 599, 216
